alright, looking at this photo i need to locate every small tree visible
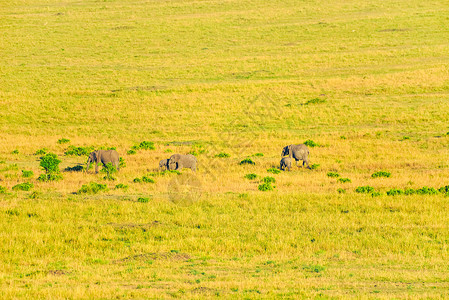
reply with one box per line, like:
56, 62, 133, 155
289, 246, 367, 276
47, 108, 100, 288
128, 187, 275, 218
38, 153, 62, 181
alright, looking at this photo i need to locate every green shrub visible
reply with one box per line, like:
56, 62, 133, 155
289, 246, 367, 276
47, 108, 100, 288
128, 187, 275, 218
239, 158, 255, 165
77, 182, 107, 194
34, 148, 47, 155
164, 149, 173, 153
304, 140, 319, 147
189, 144, 206, 156
138, 197, 150, 203
258, 183, 274, 191
415, 187, 439, 195
38, 174, 63, 182
139, 141, 155, 150
142, 176, 155, 183
337, 188, 346, 194
404, 188, 416, 195
262, 176, 276, 184
57, 138, 70, 144
133, 178, 142, 183
244, 173, 257, 180
355, 186, 375, 193
386, 188, 404, 196
327, 172, 340, 178
438, 185, 449, 194
65, 165, 84, 172
371, 192, 382, 197
127, 149, 136, 155
310, 164, 320, 169
371, 171, 391, 178
337, 177, 351, 183
101, 162, 117, 181
215, 152, 230, 158
65, 146, 94, 156
40, 153, 61, 174
304, 98, 326, 105
12, 182, 34, 191
11, 149, 19, 154
115, 183, 128, 190
267, 168, 281, 174
252, 153, 264, 157
22, 170, 34, 178
0, 186, 7, 194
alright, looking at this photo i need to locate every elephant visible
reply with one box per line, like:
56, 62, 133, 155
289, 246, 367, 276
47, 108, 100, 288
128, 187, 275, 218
281, 144, 310, 168
168, 154, 197, 172
86, 150, 120, 173
280, 157, 292, 171
159, 159, 169, 170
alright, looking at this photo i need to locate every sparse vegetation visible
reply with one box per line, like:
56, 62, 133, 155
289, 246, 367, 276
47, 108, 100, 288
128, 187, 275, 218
258, 183, 274, 191
101, 162, 117, 181
337, 177, 351, 183
57, 138, 70, 144
34, 148, 47, 155
21, 170, 33, 178
137, 197, 150, 203
304, 140, 319, 147
262, 176, 276, 184
12, 182, 34, 191
327, 172, 340, 178
64, 165, 84, 172
115, 183, 128, 190
0, 186, 7, 194
77, 182, 108, 194
310, 164, 320, 170
1, 0, 449, 298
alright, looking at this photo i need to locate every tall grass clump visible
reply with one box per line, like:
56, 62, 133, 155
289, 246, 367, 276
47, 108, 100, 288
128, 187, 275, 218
240, 158, 255, 165
65, 146, 94, 156
12, 182, 34, 191
355, 186, 375, 193
371, 171, 391, 178
77, 182, 108, 194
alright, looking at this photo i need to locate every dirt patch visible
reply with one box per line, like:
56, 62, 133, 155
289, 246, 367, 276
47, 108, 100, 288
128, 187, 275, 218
107, 221, 162, 232
114, 252, 191, 264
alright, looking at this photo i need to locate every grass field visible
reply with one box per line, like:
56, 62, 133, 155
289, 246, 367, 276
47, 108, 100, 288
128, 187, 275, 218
1, 0, 449, 298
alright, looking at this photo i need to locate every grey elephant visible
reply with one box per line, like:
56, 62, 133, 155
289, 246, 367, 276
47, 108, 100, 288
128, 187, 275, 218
86, 150, 120, 173
280, 157, 292, 171
159, 159, 169, 170
168, 154, 197, 172
281, 144, 310, 168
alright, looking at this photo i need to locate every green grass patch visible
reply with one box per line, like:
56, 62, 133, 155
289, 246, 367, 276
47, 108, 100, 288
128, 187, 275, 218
21, 170, 34, 178
65, 146, 94, 156
355, 186, 375, 193
258, 183, 274, 191
239, 158, 255, 165
337, 177, 351, 183
304, 140, 319, 147
327, 172, 340, 178
34, 148, 47, 155
215, 152, 230, 158
57, 138, 70, 144
262, 176, 276, 184
386, 188, 404, 196
244, 173, 257, 180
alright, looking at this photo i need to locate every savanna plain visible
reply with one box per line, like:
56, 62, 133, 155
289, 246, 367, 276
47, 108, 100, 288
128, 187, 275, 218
1, 0, 449, 298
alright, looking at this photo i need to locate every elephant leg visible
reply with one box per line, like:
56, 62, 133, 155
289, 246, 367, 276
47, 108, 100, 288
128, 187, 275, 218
95, 163, 99, 174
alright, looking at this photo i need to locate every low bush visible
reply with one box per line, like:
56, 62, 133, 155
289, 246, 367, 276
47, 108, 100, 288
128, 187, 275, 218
101, 163, 117, 181
252, 153, 264, 157
327, 172, 340, 178
244, 173, 257, 180
215, 152, 230, 158
11, 149, 19, 154
38, 174, 63, 181
77, 182, 107, 194
127, 149, 136, 155
262, 176, 276, 184
310, 164, 320, 169
189, 144, 206, 156
304, 140, 319, 147
22, 170, 34, 178
57, 138, 70, 144
338, 177, 351, 183
439, 185, 449, 194
267, 168, 281, 174
12, 182, 34, 191
138, 141, 155, 150
142, 176, 155, 183
115, 183, 128, 190
133, 178, 142, 183
65, 146, 94, 156
415, 187, 439, 195
337, 188, 346, 194
355, 186, 375, 193
371, 171, 391, 178
404, 188, 416, 195
34, 148, 47, 155
258, 183, 274, 191
138, 197, 150, 203
371, 192, 382, 197
386, 189, 404, 196
239, 158, 255, 165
